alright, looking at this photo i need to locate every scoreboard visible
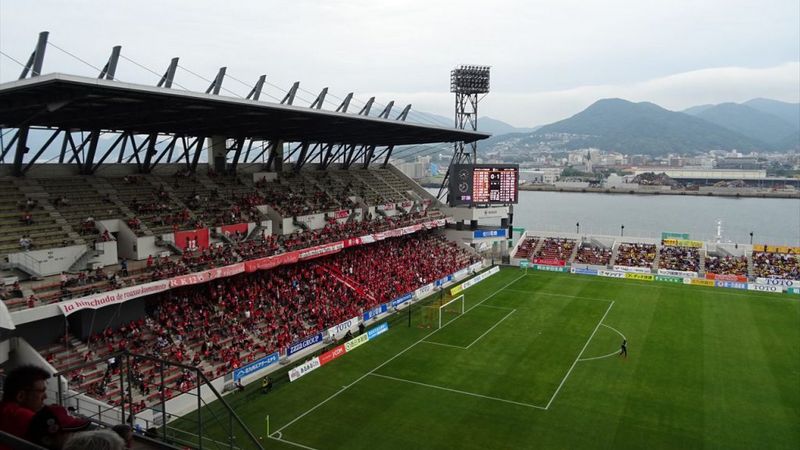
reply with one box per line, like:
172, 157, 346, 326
449, 164, 519, 206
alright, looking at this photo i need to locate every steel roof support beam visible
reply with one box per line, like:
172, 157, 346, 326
229, 138, 245, 173
378, 101, 394, 119
11, 127, 30, 176
99, 46, 121, 80
205, 67, 227, 95
282, 82, 300, 105
157, 58, 179, 88
189, 136, 205, 172
24, 128, 64, 172
90, 132, 126, 173
246, 75, 266, 100
149, 135, 178, 169
19, 31, 48, 79
80, 130, 100, 174
141, 133, 158, 173
336, 93, 353, 113
358, 97, 375, 116
309, 88, 328, 109
1, 130, 20, 162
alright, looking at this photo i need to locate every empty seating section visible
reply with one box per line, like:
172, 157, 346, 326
514, 236, 539, 259
705, 254, 748, 276
41, 177, 127, 235
752, 251, 799, 280
535, 238, 575, 262
616, 243, 657, 268
104, 176, 186, 235
41, 231, 476, 409
574, 243, 612, 265
659, 245, 700, 272
0, 179, 74, 255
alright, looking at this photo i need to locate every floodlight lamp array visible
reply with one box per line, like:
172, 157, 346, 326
450, 65, 491, 94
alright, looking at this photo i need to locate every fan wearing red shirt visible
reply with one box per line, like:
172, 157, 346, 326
0, 365, 51, 449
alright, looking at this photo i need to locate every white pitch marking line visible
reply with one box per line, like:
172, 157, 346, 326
544, 300, 615, 410
466, 309, 516, 349
504, 289, 615, 304
477, 304, 515, 311
601, 323, 627, 341
369, 372, 547, 410
268, 434, 320, 450
421, 340, 468, 349
576, 324, 628, 362
272, 272, 528, 435
577, 350, 620, 362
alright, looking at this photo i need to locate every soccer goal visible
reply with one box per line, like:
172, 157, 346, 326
435, 295, 464, 328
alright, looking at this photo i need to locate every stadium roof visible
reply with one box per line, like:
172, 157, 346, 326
0, 73, 490, 146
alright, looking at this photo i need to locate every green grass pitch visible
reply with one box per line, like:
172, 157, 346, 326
183, 267, 800, 450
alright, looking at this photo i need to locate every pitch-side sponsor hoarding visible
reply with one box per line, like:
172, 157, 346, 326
363, 304, 388, 321
755, 277, 800, 288
367, 322, 389, 339
625, 273, 654, 281
657, 268, 698, 278
598, 269, 625, 278
344, 334, 369, 352
534, 264, 568, 272
655, 275, 684, 283
288, 357, 321, 382
390, 293, 413, 308
613, 265, 652, 274
705, 273, 748, 283
570, 267, 599, 276
287, 332, 323, 357
714, 280, 748, 290
748, 284, 784, 293
687, 278, 715, 287
318, 345, 346, 366
232, 352, 280, 381
325, 316, 360, 339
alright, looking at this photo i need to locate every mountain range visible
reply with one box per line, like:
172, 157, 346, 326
474, 98, 799, 156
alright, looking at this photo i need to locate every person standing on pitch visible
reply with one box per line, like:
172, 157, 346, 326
619, 339, 627, 358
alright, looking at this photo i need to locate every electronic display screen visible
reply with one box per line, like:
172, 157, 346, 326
449, 164, 519, 206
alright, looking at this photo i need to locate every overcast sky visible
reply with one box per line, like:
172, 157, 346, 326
1, 0, 798, 127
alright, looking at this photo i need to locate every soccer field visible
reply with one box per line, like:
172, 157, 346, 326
190, 267, 800, 450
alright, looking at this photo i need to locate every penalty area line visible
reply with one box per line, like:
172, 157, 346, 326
369, 372, 547, 410
544, 300, 615, 410
271, 272, 528, 435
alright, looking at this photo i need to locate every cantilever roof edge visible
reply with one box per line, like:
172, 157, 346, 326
0, 73, 491, 146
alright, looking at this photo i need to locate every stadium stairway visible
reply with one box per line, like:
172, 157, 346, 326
652, 246, 661, 269
609, 244, 620, 268
747, 255, 755, 279
530, 239, 546, 260
699, 250, 706, 275
567, 242, 581, 265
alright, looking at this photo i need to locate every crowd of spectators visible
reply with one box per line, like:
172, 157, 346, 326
659, 245, 700, 272
329, 233, 479, 303
615, 243, 657, 268
535, 238, 575, 262
705, 254, 748, 276
513, 237, 539, 259
40, 231, 476, 413
752, 251, 799, 280
574, 243, 612, 265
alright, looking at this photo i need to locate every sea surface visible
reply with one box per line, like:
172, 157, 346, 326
428, 189, 800, 246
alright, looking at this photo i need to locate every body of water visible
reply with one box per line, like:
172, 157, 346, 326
429, 189, 800, 245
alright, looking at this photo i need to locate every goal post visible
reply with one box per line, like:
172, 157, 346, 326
438, 294, 465, 329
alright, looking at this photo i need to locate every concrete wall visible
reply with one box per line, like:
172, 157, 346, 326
7, 244, 89, 277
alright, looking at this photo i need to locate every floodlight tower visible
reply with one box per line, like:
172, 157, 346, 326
438, 65, 491, 203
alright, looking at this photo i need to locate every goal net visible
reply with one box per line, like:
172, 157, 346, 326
420, 294, 465, 329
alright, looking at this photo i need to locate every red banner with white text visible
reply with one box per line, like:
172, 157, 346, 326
174, 228, 210, 251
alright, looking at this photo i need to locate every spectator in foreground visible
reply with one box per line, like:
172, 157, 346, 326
26, 404, 91, 450
63, 429, 125, 450
0, 365, 51, 444
111, 424, 133, 449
